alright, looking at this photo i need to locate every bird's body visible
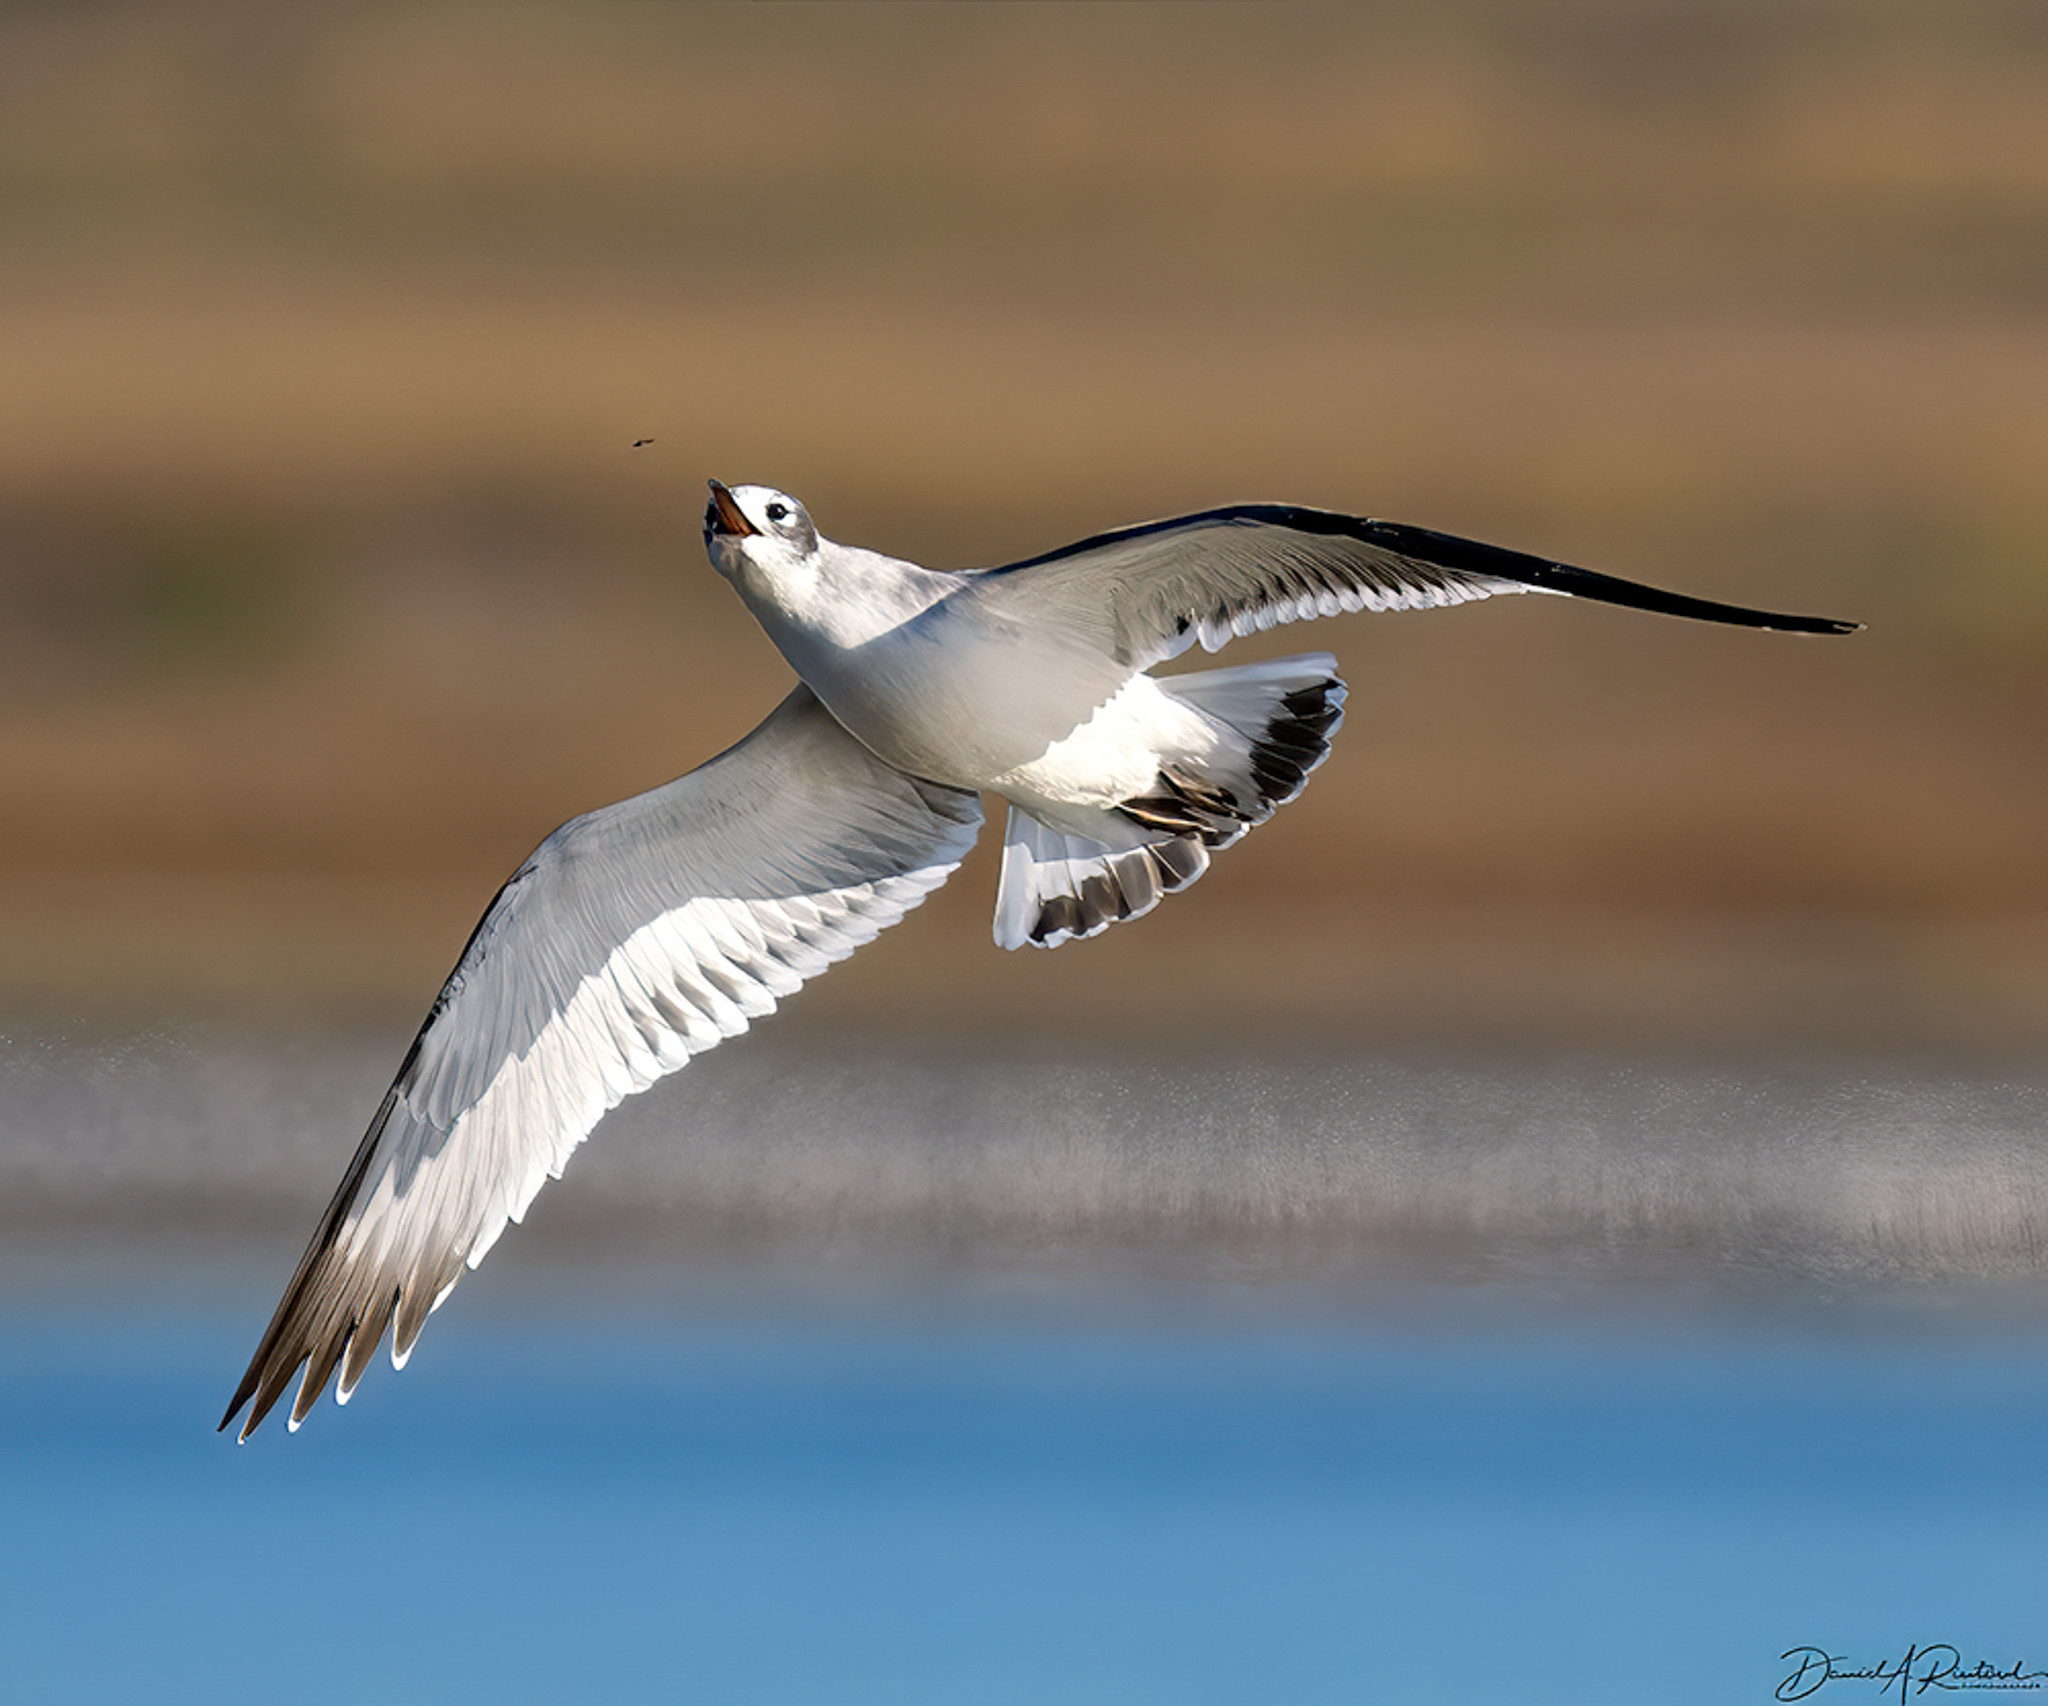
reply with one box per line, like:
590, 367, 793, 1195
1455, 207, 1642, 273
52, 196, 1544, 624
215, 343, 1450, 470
720, 526, 1112, 786
220, 480, 1857, 1440
722, 535, 1240, 843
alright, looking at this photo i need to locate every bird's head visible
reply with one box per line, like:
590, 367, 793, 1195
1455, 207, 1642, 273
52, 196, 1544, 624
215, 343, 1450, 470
703, 481, 818, 585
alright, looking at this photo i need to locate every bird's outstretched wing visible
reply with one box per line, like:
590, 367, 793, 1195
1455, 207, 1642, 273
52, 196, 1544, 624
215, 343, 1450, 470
973, 503, 1858, 669
221, 687, 982, 1440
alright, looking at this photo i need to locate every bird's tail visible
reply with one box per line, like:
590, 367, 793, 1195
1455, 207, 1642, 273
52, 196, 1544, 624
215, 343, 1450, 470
993, 654, 1346, 950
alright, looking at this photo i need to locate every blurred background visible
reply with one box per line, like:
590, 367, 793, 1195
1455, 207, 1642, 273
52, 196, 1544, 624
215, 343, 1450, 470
4, 7, 2047, 1703
1, 0, 2043, 1047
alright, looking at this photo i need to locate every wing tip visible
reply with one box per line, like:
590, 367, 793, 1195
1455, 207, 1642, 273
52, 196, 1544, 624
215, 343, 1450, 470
217, 1397, 249, 1438
1763, 613, 1862, 636
219, 1350, 289, 1442
221, 1365, 293, 1443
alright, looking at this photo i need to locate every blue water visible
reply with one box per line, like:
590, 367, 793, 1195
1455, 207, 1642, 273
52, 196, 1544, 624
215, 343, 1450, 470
2, 1280, 2043, 1705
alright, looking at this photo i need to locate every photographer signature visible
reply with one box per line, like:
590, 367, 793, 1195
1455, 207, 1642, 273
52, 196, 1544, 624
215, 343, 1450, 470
1779, 1645, 2046, 1701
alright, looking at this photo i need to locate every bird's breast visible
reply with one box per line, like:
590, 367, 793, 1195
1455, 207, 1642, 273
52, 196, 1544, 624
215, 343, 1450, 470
782, 601, 1134, 790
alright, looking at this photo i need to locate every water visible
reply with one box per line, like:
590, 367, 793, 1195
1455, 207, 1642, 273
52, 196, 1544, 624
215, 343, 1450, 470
3, 1284, 2045, 1705
2, 1024, 2046, 1702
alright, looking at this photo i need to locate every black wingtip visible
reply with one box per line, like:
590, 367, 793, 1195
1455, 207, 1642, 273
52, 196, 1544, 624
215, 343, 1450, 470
1707, 609, 1864, 637
1680, 605, 1863, 637
218, 1367, 258, 1436
1348, 521, 1863, 636
218, 1380, 266, 1441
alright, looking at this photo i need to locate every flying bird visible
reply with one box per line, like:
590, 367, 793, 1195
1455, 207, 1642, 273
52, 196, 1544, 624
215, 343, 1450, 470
222, 482, 1858, 1438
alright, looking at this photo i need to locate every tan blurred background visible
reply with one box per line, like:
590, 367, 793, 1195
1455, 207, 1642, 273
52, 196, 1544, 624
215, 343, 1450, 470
1, 3, 2044, 1051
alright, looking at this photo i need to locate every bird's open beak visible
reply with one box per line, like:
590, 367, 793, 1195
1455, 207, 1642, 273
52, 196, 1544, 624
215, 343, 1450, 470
706, 480, 759, 539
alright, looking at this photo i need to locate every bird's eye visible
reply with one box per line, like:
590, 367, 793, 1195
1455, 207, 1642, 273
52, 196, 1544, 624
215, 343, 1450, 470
765, 502, 789, 523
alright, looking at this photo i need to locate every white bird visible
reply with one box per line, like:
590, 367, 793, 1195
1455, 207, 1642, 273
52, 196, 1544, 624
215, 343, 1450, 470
222, 482, 1856, 1438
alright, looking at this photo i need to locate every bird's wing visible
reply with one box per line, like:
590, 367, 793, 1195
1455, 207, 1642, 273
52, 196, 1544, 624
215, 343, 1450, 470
221, 686, 982, 1440
970, 503, 1858, 669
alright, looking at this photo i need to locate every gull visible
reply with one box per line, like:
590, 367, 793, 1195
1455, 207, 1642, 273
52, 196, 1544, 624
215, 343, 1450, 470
221, 482, 1857, 1438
